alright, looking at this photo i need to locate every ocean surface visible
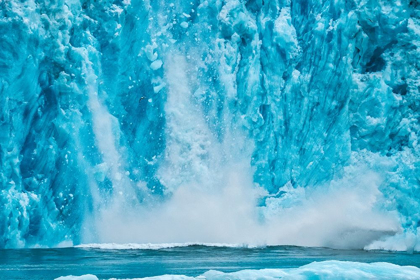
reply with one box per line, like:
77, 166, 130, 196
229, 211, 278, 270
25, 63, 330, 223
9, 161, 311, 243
1, 245, 420, 280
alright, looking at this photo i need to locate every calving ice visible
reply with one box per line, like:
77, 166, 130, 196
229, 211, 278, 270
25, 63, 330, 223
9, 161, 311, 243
0, 0, 419, 254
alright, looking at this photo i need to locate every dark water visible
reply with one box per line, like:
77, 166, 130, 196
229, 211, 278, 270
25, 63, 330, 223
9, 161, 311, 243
0, 246, 419, 280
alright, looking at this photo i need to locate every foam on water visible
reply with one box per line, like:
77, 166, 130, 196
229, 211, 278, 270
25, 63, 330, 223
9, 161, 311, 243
75, 243, 255, 250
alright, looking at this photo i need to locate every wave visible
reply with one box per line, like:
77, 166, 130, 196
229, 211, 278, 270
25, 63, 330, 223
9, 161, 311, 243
76, 240, 420, 252
75, 242, 259, 250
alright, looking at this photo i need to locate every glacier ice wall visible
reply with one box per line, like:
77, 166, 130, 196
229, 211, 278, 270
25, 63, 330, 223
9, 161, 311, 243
0, 0, 419, 249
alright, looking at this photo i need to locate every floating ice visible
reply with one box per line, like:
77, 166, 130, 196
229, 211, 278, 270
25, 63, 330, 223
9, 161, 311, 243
56, 261, 420, 280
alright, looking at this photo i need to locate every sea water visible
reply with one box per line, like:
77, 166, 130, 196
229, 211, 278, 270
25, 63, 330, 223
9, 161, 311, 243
1, 245, 420, 279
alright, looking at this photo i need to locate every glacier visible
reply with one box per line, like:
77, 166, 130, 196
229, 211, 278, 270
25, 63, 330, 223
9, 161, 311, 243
0, 0, 419, 250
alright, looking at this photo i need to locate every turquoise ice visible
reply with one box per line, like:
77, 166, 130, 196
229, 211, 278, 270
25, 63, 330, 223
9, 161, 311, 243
0, 0, 419, 250
56, 261, 420, 280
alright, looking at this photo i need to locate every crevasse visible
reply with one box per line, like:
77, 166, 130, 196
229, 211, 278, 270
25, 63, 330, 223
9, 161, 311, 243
0, 0, 419, 250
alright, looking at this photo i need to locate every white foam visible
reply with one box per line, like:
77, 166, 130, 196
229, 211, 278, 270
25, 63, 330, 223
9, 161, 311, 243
365, 232, 420, 252
76, 242, 256, 250
88, 164, 400, 249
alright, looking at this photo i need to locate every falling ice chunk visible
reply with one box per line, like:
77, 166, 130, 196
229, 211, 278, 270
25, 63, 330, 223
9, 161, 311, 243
150, 60, 163, 70
144, 44, 158, 61
153, 83, 166, 93
180, 22, 189, 28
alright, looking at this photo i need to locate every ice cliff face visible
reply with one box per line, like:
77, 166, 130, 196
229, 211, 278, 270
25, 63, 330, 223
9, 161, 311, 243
0, 0, 419, 249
